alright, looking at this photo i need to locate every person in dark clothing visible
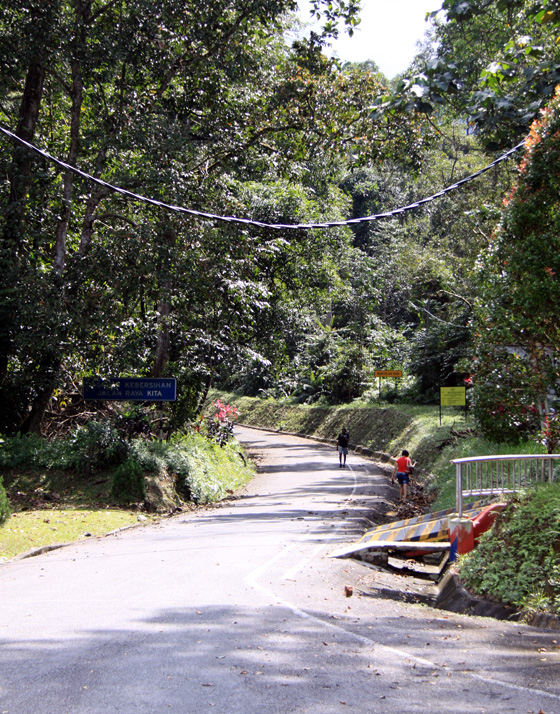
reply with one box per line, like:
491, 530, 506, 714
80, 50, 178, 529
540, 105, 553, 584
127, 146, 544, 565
336, 427, 350, 468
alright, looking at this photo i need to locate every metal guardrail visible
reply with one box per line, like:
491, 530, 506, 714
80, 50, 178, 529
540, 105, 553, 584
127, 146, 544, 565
453, 454, 560, 516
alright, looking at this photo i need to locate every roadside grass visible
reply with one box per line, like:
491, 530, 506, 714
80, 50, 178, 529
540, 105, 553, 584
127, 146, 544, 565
0, 466, 155, 560
0, 508, 144, 560
4, 467, 114, 509
210, 390, 473, 477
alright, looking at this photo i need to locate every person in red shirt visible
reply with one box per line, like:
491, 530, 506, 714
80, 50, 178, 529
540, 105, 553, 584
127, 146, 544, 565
392, 449, 416, 503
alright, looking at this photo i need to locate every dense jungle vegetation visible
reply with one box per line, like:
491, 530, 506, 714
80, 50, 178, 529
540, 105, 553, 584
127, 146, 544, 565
1, 0, 560, 612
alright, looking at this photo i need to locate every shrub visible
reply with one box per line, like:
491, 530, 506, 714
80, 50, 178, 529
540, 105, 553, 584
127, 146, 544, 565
165, 433, 251, 504
70, 421, 129, 475
459, 483, 560, 614
126, 433, 253, 504
111, 459, 146, 504
321, 343, 372, 404
128, 439, 169, 474
0, 433, 51, 469
0, 424, 129, 474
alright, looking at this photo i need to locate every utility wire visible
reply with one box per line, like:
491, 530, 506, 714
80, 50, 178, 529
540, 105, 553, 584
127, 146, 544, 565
0, 124, 524, 230
409, 300, 470, 329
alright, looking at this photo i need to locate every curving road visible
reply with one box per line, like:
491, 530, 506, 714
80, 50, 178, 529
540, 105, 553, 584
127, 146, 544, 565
0, 426, 559, 713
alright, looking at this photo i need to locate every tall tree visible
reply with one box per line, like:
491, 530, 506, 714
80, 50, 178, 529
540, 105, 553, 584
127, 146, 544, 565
0, 0, 421, 432
471, 86, 560, 441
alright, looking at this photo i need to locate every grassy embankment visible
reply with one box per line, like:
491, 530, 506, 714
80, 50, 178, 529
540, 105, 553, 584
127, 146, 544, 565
0, 432, 255, 561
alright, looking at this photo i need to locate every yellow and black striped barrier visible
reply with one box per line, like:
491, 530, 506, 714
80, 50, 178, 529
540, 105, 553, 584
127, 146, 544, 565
357, 501, 486, 545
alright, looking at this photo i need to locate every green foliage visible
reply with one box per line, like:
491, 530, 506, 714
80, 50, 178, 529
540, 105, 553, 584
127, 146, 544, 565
110, 459, 146, 505
127, 433, 253, 504
320, 342, 372, 403
0, 433, 72, 470
538, 413, 560, 454
69, 421, 130, 475
459, 484, 560, 614
0, 474, 9, 525
0, 427, 254, 517
393, 0, 560, 144
0, 422, 129, 475
472, 87, 560, 440
470, 350, 541, 443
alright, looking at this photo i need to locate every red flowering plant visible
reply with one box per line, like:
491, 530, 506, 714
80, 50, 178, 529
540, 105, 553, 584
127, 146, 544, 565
193, 413, 205, 433
205, 399, 239, 446
538, 413, 560, 454
213, 399, 238, 423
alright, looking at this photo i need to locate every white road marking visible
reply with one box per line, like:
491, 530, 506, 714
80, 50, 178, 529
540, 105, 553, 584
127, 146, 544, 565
244, 458, 560, 704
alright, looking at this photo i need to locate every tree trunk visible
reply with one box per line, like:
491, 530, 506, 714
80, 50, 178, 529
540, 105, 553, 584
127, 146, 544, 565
151, 224, 176, 378
22, 1, 91, 429
53, 53, 85, 275
151, 299, 171, 378
196, 370, 215, 417
0, 52, 48, 388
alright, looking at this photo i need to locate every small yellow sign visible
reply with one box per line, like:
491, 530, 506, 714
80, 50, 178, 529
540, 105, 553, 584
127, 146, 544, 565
375, 370, 403, 378
440, 387, 466, 406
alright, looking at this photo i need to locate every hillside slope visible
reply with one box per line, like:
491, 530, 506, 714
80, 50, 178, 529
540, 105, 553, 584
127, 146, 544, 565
211, 392, 470, 486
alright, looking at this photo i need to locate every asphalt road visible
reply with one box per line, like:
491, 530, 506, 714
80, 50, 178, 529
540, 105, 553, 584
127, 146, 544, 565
0, 426, 559, 714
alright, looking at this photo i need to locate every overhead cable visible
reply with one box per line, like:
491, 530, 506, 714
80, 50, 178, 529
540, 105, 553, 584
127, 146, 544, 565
0, 124, 524, 230
409, 300, 471, 328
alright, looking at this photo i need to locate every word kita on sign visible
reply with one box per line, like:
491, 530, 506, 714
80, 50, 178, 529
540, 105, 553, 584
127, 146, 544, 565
83, 377, 177, 402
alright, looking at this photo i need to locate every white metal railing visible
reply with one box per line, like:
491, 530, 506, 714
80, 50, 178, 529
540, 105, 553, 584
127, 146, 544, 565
453, 454, 560, 516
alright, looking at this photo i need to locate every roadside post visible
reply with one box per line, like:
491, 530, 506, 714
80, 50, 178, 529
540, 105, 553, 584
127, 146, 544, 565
439, 386, 466, 426
374, 370, 402, 406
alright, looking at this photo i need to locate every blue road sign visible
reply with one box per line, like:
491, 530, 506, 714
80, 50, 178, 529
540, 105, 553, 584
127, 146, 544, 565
83, 377, 177, 402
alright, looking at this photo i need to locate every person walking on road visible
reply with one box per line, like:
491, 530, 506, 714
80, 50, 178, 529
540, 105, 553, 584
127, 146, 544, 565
336, 427, 350, 468
392, 449, 416, 502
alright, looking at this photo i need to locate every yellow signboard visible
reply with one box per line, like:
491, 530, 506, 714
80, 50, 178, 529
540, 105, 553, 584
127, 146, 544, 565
440, 387, 466, 406
375, 370, 402, 378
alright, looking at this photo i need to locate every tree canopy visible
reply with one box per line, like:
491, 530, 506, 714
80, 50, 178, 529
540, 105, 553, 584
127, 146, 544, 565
389, 0, 560, 147
0, 0, 424, 433
471, 85, 560, 442
0, 0, 557, 447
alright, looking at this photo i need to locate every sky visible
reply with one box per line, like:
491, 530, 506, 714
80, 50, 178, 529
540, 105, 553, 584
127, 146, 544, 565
299, 1, 442, 79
